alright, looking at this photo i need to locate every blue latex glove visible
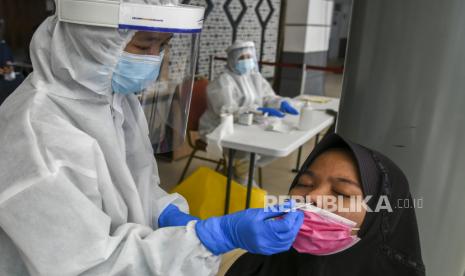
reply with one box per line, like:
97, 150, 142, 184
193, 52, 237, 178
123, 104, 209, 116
158, 204, 200, 228
195, 207, 304, 255
257, 107, 285, 118
280, 101, 299, 115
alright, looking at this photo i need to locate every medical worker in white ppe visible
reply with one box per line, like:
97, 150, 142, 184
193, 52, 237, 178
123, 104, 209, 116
0, 0, 303, 275
199, 41, 299, 184
199, 40, 299, 137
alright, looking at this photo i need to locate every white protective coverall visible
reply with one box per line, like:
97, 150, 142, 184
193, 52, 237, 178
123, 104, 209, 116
0, 4, 220, 276
198, 41, 282, 138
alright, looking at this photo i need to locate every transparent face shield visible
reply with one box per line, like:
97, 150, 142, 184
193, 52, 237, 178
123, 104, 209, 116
116, 2, 203, 153
134, 31, 200, 153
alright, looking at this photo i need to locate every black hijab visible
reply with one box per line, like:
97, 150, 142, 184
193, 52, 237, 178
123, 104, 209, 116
226, 133, 425, 276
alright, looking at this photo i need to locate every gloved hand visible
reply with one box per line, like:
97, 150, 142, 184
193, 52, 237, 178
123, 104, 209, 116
257, 107, 285, 118
158, 204, 200, 228
280, 101, 299, 115
195, 206, 304, 255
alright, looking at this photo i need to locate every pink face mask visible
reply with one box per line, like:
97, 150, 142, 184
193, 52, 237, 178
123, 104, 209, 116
292, 205, 360, 255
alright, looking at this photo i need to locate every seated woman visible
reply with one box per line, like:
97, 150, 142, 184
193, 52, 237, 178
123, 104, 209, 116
225, 133, 425, 276
199, 40, 298, 137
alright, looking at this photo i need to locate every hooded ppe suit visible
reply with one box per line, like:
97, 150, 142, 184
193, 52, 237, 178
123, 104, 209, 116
198, 41, 283, 138
0, 2, 220, 275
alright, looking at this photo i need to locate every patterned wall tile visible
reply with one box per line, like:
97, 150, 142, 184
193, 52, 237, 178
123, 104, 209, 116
188, 0, 282, 78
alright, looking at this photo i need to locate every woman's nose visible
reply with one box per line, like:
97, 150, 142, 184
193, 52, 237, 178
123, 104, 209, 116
306, 186, 332, 208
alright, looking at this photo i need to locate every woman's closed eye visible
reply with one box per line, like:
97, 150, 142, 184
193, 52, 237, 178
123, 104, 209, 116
332, 180, 363, 197
332, 188, 350, 197
294, 182, 315, 189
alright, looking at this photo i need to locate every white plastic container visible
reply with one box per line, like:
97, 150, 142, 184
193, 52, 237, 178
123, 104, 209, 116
299, 104, 314, 130
238, 112, 254, 125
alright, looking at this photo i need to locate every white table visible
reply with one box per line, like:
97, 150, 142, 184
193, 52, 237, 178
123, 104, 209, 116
221, 97, 340, 213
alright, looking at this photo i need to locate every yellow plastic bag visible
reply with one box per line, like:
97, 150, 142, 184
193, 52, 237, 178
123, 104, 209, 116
171, 167, 267, 219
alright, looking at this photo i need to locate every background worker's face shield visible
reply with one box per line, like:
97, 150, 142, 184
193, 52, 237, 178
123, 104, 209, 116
226, 41, 259, 74
57, 0, 205, 153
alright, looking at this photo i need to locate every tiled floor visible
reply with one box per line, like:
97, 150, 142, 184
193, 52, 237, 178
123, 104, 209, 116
157, 73, 343, 197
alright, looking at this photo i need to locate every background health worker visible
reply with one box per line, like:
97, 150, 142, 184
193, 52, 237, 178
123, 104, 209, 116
199, 40, 299, 137
199, 40, 299, 184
